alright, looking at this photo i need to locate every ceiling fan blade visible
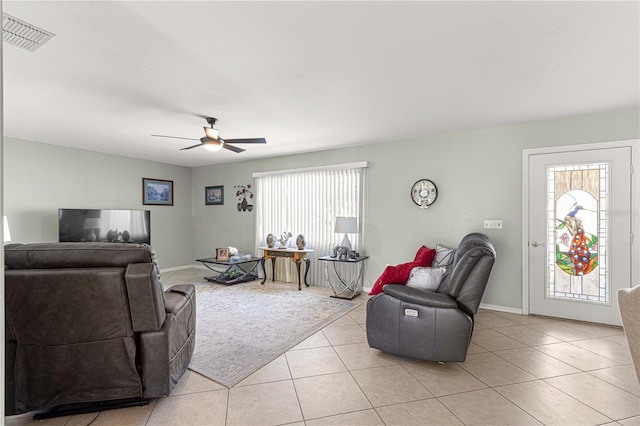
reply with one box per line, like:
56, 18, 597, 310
152, 134, 200, 141
223, 138, 266, 144
223, 143, 246, 153
180, 143, 204, 150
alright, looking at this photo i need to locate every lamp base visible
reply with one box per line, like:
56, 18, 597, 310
340, 233, 352, 252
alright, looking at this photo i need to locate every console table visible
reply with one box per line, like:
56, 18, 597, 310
259, 247, 314, 290
319, 255, 369, 299
196, 256, 262, 285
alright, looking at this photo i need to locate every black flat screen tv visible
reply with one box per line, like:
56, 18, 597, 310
58, 208, 151, 244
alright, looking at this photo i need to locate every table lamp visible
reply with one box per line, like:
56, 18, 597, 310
83, 218, 102, 242
4, 216, 11, 243
335, 216, 357, 252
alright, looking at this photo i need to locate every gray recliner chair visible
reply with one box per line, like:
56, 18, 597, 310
366, 233, 496, 362
4, 243, 196, 418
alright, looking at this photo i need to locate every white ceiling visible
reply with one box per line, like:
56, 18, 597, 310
3, 1, 639, 168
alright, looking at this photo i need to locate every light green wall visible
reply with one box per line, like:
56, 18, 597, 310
4, 138, 193, 268
3, 108, 638, 309
192, 108, 640, 309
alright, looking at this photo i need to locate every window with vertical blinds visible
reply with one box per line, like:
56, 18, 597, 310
253, 162, 367, 287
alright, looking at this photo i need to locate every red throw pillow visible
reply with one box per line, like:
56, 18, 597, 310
369, 246, 436, 295
414, 245, 436, 266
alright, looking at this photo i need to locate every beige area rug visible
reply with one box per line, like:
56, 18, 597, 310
188, 282, 358, 387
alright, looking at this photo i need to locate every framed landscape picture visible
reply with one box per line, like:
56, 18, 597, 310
205, 185, 224, 205
143, 178, 174, 206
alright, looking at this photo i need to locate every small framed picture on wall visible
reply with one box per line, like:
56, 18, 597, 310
205, 185, 224, 205
143, 178, 174, 206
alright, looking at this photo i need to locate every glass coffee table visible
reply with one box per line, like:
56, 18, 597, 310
196, 256, 262, 285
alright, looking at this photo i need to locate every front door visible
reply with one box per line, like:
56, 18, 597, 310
527, 144, 633, 326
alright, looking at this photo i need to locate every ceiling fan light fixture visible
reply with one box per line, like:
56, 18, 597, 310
202, 140, 223, 152
153, 116, 265, 153
204, 127, 219, 140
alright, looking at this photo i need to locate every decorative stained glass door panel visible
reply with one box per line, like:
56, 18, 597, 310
528, 147, 631, 326
549, 164, 605, 302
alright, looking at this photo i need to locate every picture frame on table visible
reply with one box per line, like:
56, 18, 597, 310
205, 185, 224, 205
216, 247, 229, 261
142, 178, 174, 206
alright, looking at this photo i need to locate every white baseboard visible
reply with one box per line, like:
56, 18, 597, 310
159, 264, 207, 273
191, 264, 209, 270
479, 303, 523, 315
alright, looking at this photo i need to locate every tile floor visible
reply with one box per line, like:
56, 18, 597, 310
5, 268, 640, 426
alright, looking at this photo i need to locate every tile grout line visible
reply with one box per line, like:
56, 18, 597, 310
283, 350, 306, 424
540, 373, 620, 423
395, 359, 468, 425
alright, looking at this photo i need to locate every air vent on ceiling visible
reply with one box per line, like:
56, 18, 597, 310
2, 13, 55, 52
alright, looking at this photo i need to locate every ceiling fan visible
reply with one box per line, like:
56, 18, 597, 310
151, 117, 266, 153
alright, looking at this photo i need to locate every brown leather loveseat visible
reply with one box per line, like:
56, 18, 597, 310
4, 243, 196, 418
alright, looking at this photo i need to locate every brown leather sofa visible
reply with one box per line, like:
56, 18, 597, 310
4, 243, 196, 417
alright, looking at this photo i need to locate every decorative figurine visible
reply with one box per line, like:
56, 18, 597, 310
336, 246, 349, 260
266, 233, 275, 248
277, 232, 292, 249
296, 234, 306, 250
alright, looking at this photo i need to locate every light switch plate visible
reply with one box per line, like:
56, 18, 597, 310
484, 219, 503, 229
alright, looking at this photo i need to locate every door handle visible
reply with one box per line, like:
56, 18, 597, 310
530, 241, 543, 247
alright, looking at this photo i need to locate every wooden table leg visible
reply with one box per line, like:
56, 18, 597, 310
271, 257, 276, 282
295, 259, 302, 291
304, 258, 311, 287
260, 257, 267, 284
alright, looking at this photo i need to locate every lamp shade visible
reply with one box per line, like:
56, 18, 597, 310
335, 216, 358, 252
83, 218, 101, 242
335, 217, 358, 234
83, 218, 101, 229
4, 216, 11, 242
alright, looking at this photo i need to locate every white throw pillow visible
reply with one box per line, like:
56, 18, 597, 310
406, 267, 447, 291
432, 244, 454, 268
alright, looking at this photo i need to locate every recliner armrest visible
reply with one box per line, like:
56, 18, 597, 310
125, 263, 167, 332
164, 284, 195, 314
382, 284, 458, 308
140, 283, 196, 398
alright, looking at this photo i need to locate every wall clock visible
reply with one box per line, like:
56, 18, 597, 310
411, 179, 438, 209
